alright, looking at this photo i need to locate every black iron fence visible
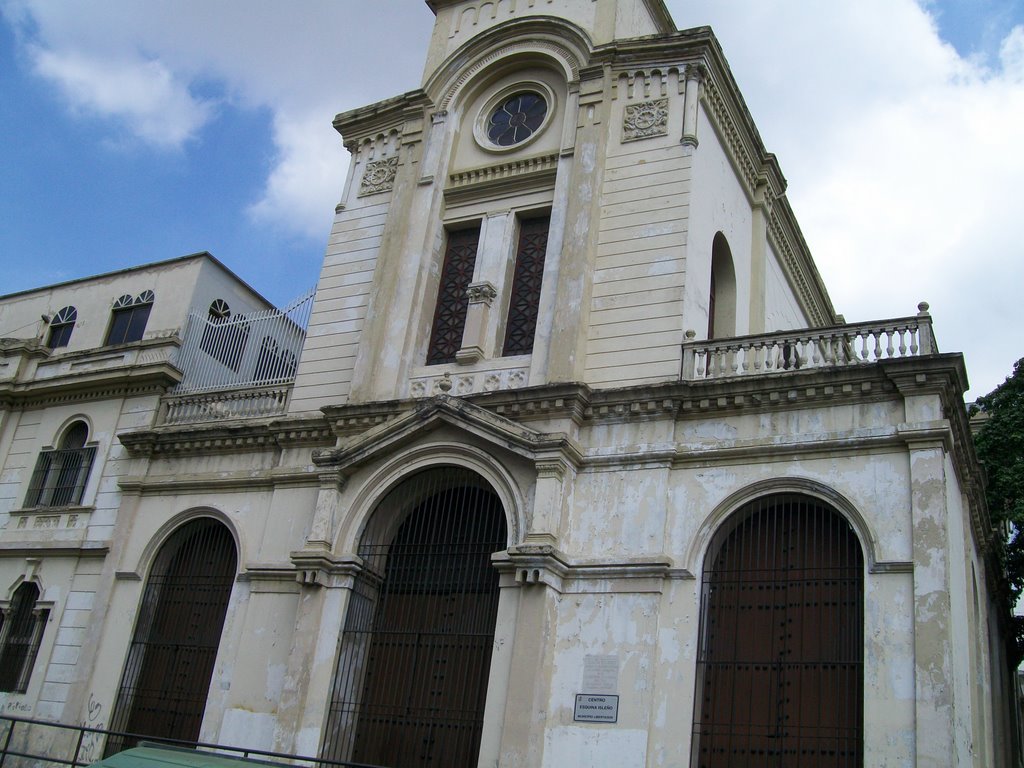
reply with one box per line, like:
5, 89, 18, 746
0, 715, 386, 768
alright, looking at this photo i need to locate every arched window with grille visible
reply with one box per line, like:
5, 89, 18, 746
322, 466, 508, 767
691, 493, 864, 768
0, 582, 49, 693
106, 518, 237, 755
24, 420, 96, 508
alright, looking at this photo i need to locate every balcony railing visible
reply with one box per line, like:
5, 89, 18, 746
682, 303, 935, 381
162, 383, 291, 425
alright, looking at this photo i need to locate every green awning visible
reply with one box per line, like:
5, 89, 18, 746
87, 745, 294, 768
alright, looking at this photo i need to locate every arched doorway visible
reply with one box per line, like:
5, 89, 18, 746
691, 494, 864, 767
323, 467, 508, 767
107, 518, 237, 754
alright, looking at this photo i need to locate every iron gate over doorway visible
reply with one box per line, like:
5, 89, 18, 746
106, 518, 237, 756
322, 467, 508, 768
691, 493, 864, 767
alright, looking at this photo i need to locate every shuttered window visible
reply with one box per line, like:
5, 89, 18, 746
426, 228, 480, 365
0, 583, 48, 693
502, 215, 549, 356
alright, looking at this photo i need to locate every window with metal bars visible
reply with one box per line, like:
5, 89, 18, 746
426, 227, 480, 365
46, 306, 77, 349
106, 518, 237, 757
105, 290, 154, 346
0, 582, 48, 693
199, 300, 249, 372
691, 494, 864, 768
24, 421, 96, 508
502, 215, 549, 356
322, 467, 508, 768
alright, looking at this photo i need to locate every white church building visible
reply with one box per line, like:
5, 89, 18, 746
0, 1, 1017, 766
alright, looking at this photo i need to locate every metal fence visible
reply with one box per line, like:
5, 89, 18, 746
0, 715, 387, 768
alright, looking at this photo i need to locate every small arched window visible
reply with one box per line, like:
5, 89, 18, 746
0, 582, 49, 693
24, 421, 96, 508
46, 306, 77, 349
200, 299, 247, 371
104, 291, 154, 345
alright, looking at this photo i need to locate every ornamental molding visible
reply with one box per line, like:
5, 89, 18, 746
466, 281, 498, 305
410, 367, 529, 399
445, 153, 559, 206
358, 156, 399, 197
437, 39, 581, 111
622, 98, 669, 141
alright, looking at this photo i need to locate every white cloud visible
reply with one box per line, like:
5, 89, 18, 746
29, 47, 213, 147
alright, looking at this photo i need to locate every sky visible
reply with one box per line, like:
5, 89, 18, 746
0, 0, 1022, 400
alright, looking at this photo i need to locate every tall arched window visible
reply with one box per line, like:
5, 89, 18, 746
0, 582, 48, 693
24, 420, 96, 508
708, 233, 736, 339
322, 467, 508, 767
691, 494, 864, 767
107, 518, 237, 755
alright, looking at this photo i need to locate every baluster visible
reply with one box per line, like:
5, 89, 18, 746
730, 345, 740, 375
910, 327, 919, 355
886, 330, 895, 358
898, 327, 907, 356
872, 332, 883, 361
696, 350, 707, 378
752, 342, 764, 372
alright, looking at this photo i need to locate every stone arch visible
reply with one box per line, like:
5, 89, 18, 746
127, 507, 243, 581
322, 463, 510, 767
684, 477, 879, 575
336, 441, 526, 554
690, 491, 865, 767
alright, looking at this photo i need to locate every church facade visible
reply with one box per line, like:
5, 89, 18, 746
0, 1, 1016, 766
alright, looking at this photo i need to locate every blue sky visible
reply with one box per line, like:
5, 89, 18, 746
1, 0, 1022, 398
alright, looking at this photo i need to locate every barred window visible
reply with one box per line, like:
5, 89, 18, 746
502, 215, 549, 356
105, 290, 154, 345
427, 226, 480, 365
0, 582, 48, 693
24, 421, 96, 508
46, 306, 77, 349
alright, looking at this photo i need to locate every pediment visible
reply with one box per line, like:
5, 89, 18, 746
314, 395, 582, 473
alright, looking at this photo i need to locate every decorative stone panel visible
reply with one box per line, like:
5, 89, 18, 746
358, 156, 399, 196
409, 367, 529, 399
622, 98, 669, 142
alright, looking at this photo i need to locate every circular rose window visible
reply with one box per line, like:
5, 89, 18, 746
486, 91, 548, 147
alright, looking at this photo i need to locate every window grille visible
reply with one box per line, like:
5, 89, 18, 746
46, 306, 77, 349
502, 215, 549, 356
199, 301, 249, 372
427, 228, 480, 365
24, 422, 95, 508
322, 467, 507, 768
0, 583, 48, 693
105, 291, 154, 345
691, 494, 864, 768
106, 518, 237, 756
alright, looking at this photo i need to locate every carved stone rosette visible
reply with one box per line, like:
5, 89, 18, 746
358, 156, 399, 196
623, 98, 669, 142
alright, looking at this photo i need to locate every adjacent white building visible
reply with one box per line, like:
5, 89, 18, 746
0, 2, 1017, 767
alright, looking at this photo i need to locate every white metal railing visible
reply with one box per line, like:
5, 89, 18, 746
172, 288, 314, 394
162, 383, 292, 425
682, 303, 936, 380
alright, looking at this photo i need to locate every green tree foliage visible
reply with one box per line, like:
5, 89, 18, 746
972, 357, 1024, 664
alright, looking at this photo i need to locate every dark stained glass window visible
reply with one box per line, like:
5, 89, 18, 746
487, 92, 547, 147
426, 226, 480, 364
502, 216, 549, 356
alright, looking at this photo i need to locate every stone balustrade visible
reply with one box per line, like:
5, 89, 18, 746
161, 384, 291, 425
682, 303, 935, 380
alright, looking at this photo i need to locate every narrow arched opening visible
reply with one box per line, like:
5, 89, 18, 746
709, 233, 737, 339
691, 493, 864, 767
322, 466, 508, 767
106, 518, 237, 755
